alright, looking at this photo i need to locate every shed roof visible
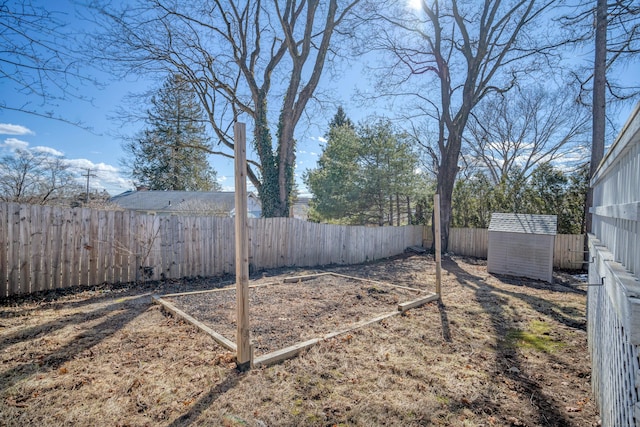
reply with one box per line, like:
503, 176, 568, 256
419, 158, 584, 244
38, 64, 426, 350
488, 213, 557, 235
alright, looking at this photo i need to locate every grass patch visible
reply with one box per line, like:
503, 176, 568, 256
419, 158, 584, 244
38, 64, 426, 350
506, 320, 566, 353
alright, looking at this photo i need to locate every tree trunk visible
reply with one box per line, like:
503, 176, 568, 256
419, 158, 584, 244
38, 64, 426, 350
436, 134, 462, 252
396, 194, 400, 226
586, 0, 607, 233
276, 113, 297, 218
253, 96, 280, 218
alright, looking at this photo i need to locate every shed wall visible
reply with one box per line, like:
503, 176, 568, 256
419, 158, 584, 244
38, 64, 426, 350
487, 231, 554, 282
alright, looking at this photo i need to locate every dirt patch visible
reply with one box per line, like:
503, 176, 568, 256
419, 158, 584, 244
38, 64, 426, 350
163, 274, 427, 356
0, 254, 598, 426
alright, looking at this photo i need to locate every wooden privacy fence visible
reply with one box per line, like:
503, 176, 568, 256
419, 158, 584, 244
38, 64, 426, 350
447, 228, 585, 269
0, 202, 424, 297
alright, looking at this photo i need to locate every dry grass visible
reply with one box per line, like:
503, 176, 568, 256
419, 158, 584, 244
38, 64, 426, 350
0, 254, 597, 426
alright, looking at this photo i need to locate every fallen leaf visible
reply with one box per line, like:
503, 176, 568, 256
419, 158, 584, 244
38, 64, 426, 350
566, 406, 582, 412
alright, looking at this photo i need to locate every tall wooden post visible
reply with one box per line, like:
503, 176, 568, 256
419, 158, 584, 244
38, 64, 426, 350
234, 122, 251, 370
434, 194, 442, 296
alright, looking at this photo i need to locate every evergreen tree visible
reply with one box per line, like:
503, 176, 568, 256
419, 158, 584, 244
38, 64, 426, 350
305, 115, 419, 225
328, 106, 354, 130
451, 163, 588, 234
123, 74, 220, 191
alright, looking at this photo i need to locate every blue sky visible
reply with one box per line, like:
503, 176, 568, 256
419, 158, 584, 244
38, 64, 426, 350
1, 1, 637, 198
0, 1, 384, 196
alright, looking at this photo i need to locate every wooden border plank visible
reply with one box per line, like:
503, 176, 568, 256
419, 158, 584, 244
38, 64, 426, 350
398, 293, 439, 312
323, 311, 399, 340
326, 272, 427, 294
252, 338, 320, 368
282, 272, 333, 283
152, 295, 237, 351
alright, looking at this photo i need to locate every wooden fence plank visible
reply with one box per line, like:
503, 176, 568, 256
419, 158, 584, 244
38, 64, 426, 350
29, 204, 44, 293
88, 209, 99, 285
49, 206, 63, 290
111, 210, 123, 283
125, 210, 137, 282
105, 210, 116, 284
0, 203, 7, 296
78, 208, 92, 286
67, 209, 80, 287
59, 208, 73, 289
18, 204, 31, 294
6, 204, 18, 295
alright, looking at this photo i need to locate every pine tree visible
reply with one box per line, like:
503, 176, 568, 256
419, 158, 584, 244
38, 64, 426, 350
328, 106, 354, 130
305, 115, 419, 225
123, 74, 220, 191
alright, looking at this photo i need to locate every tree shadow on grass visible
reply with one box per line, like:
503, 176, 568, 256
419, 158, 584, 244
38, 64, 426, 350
0, 295, 149, 353
0, 295, 148, 392
168, 371, 243, 427
442, 257, 575, 426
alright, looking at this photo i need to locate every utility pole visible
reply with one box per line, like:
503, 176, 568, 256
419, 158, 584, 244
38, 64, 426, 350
82, 168, 97, 204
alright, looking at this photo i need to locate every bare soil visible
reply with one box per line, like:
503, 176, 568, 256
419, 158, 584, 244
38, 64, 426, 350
0, 254, 598, 426
164, 275, 428, 356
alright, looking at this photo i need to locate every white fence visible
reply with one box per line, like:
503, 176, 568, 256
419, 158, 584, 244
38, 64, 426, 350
588, 103, 640, 426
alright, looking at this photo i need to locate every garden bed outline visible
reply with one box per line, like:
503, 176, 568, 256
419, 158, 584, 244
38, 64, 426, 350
152, 271, 438, 368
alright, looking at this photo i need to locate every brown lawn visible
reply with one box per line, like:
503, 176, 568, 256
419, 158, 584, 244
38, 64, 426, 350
0, 254, 598, 426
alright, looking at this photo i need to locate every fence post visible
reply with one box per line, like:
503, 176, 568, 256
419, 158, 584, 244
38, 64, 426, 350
434, 194, 442, 296
234, 122, 252, 370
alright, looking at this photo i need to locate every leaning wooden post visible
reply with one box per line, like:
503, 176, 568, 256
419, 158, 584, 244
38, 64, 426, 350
434, 193, 442, 297
234, 122, 251, 370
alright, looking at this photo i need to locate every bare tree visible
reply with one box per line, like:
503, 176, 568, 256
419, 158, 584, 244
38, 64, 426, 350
464, 86, 590, 184
0, 1, 92, 123
0, 149, 80, 204
88, 0, 360, 217
368, 0, 556, 250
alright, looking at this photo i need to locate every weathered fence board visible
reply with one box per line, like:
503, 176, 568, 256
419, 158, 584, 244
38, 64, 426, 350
0, 203, 7, 296
0, 202, 588, 297
0, 204, 424, 296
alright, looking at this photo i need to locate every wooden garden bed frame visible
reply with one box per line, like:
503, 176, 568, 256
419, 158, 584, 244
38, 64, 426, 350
152, 271, 437, 368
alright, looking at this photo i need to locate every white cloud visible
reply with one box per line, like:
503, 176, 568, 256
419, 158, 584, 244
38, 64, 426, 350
309, 136, 327, 144
2, 137, 29, 150
217, 175, 228, 183
309, 151, 318, 157
32, 146, 64, 156
0, 123, 35, 136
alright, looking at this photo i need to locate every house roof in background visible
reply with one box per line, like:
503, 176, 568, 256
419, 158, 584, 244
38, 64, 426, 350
110, 190, 259, 213
488, 213, 557, 235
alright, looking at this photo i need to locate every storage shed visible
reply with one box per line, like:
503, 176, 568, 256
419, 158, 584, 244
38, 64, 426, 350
487, 213, 557, 283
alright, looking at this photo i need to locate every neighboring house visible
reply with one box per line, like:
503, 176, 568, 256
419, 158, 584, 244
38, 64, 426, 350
110, 190, 262, 217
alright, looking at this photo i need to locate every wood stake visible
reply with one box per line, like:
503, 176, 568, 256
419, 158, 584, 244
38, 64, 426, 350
234, 122, 251, 370
434, 194, 442, 296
